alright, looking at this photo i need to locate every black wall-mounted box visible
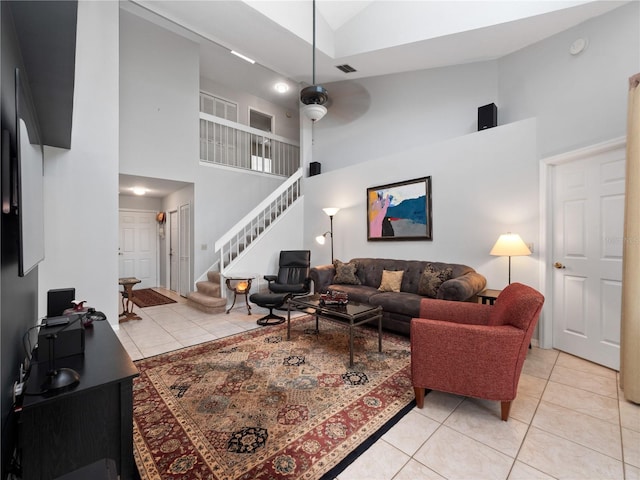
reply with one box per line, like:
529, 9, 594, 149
309, 161, 321, 176
478, 103, 497, 131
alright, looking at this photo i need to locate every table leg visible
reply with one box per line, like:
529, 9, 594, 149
349, 320, 354, 367
120, 293, 127, 317
377, 312, 382, 353
226, 291, 237, 314
127, 287, 135, 313
244, 291, 251, 315
287, 302, 291, 340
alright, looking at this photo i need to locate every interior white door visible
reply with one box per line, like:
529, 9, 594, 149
552, 146, 625, 370
179, 203, 191, 297
119, 210, 158, 289
169, 210, 178, 292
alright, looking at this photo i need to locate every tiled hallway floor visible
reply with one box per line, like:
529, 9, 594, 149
115, 289, 640, 480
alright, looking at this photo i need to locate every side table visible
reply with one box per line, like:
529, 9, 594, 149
225, 276, 253, 314
118, 277, 141, 322
478, 288, 502, 305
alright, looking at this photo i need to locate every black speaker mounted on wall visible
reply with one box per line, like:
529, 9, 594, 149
309, 161, 321, 176
478, 103, 497, 131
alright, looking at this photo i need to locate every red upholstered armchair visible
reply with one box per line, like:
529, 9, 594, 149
410, 282, 544, 421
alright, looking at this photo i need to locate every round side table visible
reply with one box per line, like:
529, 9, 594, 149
225, 276, 253, 314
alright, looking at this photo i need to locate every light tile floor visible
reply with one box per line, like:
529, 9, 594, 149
115, 289, 640, 480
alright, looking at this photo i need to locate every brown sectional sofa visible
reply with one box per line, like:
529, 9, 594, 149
310, 258, 487, 336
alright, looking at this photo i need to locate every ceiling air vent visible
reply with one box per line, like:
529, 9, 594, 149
336, 64, 357, 74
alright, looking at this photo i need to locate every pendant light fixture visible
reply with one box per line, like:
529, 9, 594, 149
300, 0, 328, 122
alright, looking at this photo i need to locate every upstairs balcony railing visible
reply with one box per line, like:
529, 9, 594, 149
199, 113, 300, 177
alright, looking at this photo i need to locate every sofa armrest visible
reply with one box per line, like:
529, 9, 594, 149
310, 264, 335, 293
438, 271, 487, 301
419, 298, 492, 325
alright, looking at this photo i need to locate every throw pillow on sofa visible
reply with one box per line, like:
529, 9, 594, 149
418, 264, 453, 297
333, 259, 361, 285
378, 270, 404, 292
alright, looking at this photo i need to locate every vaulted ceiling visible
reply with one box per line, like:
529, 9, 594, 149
119, 0, 631, 197
123, 0, 629, 111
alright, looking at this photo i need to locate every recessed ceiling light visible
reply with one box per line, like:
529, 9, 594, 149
132, 187, 147, 196
230, 50, 255, 64
274, 82, 289, 94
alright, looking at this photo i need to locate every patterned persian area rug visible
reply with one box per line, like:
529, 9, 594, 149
133, 315, 414, 480
132, 289, 177, 308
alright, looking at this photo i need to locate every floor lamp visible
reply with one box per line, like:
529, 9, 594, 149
490, 232, 531, 284
315, 207, 340, 263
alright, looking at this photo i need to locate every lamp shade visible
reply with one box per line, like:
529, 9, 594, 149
322, 207, 340, 217
490, 233, 532, 256
315, 235, 326, 245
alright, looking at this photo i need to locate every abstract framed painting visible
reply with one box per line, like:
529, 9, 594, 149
367, 176, 432, 241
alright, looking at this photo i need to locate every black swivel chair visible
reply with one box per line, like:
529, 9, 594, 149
264, 250, 312, 295
250, 250, 311, 325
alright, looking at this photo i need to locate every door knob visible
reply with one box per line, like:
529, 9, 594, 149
554, 262, 566, 269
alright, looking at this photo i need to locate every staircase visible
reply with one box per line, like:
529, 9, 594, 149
186, 168, 303, 313
187, 270, 227, 314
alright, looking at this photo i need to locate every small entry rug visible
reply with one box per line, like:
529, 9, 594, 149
133, 315, 414, 480
132, 289, 177, 308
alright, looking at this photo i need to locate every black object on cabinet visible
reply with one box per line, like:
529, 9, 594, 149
47, 288, 76, 317
19, 320, 139, 480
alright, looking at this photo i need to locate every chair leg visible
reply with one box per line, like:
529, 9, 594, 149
414, 387, 425, 408
501, 401, 512, 421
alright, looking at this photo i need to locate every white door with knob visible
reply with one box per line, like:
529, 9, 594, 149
119, 210, 158, 289
551, 144, 625, 370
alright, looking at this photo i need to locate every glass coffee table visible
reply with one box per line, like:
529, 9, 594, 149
287, 294, 383, 367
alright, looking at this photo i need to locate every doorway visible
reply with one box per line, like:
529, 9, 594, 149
543, 138, 625, 370
166, 204, 191, 298
118, 175, 195, 298
118, 210, 158, 289
169, 210, 178, 292
179, 203, 191, 297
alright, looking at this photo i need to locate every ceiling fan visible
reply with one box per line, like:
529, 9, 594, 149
300, 0, 329, 122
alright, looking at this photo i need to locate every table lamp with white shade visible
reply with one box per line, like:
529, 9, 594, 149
490, 232, 532, 284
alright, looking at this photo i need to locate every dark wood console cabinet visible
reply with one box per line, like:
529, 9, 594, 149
19, 320, 139, 480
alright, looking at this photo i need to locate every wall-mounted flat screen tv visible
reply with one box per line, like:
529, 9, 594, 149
15, 68, 44, 276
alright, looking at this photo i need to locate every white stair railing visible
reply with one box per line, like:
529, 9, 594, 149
195, 168, 303, 283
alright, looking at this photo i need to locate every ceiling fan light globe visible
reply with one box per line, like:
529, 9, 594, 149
302, 103, 327, 122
